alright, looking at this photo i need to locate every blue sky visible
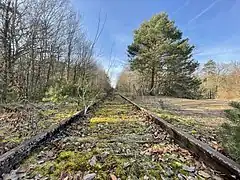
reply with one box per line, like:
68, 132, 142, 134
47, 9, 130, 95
71, 0, 239, 86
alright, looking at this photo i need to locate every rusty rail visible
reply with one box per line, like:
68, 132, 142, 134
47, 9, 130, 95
118, 93, 240, 179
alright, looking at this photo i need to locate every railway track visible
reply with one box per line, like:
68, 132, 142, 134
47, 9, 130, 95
1, 94, 240, 179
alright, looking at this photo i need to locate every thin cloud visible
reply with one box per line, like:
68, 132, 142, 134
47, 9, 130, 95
188, 0, 221, 25
173, 0, 191, 15
194, 46, 240, 63
114, 33, 132, 45
195, 46, 240, 57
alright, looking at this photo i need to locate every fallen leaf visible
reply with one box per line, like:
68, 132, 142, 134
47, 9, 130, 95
198, 170, 211, 178
110, 174, 117, 180
182, 165, 195, 172
83, 173, 96, 180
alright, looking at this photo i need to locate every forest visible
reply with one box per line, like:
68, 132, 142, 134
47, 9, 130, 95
0, 0, 111, 105
0, 0, 240, 179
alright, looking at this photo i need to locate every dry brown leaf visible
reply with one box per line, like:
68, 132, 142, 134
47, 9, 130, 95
110, 174, 117, 180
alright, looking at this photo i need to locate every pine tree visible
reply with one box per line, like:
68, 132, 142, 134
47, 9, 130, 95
202, 60, 218, 99
221, 101, 240, 163
127, 12, 201, 98
202, 59, 217, 75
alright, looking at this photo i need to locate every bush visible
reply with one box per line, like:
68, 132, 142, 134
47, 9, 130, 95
220, 101, 240, 163
42, 86, 68, 103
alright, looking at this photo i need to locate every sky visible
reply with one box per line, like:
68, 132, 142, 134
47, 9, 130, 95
71, 0, 240, 86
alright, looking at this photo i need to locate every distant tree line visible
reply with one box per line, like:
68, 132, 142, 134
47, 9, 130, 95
201, 60, 240, 99
0, 0, 111, 105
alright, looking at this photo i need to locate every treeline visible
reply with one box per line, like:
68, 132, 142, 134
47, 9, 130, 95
0, 0, 111, 104
201, 60, 240, 99
117, 60, 240, 100
116, 13, 240, 100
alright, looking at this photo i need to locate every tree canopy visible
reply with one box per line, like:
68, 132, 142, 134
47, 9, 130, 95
127, 13, 201, 98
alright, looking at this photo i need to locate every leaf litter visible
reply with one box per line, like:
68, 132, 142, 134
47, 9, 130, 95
0, 102, 78, 156
3, 96, 224, 179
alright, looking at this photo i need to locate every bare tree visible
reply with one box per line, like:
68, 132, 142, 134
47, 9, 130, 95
0, 0, 111, 104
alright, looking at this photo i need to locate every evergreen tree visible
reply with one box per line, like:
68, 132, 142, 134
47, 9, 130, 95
202, 60, 218, 98
203, 59, 217, 75
221, 101, 240, 163
127, 12, 201, 98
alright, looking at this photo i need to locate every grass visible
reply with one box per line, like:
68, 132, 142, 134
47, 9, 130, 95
131, 95, 229, 153
135, 96, 231, 111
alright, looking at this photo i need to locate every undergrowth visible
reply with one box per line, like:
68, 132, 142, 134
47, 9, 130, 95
220, 101, 240, 163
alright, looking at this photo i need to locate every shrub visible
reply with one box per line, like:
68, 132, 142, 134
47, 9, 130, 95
42, 85, 69, 103
220, 101, 240, 163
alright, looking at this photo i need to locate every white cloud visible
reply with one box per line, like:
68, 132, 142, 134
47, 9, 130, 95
194, 45, 240, 63
195, 46, 240, 56
187, 0, 221, 25
173, 0, 191, 15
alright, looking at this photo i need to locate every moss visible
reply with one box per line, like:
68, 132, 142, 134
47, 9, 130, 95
37, 119, 52, 129
95, 171, 109, 179
35, 161, 56, 176
156, 111, 196, 127
90, 117, 119, 123
52, 109, 76, 121
179, 169, 189, 176
3, 136, 22, 143
94, 104, 131, 117
31, 150, 97, 179
171, 161, 183, 169
190, 130, 198, 135
90, 116, 138, 124
95, 108, 128, 116
40, 109, 58, 117
58, 151, 76, 160
34, 150, 152, 179
22, 153, 38, 165
115, 160, 128, 179
148, 163, 163, 178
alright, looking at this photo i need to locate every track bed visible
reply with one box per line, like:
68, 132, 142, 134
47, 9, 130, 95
3, 96, 224, 179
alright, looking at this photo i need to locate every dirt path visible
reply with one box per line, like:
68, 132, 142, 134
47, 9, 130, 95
3, 96, 223, 179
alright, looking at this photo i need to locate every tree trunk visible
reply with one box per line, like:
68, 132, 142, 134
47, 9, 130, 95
67, 42, 72, 81
2, 1, 11, 102
149, 66, 155, 96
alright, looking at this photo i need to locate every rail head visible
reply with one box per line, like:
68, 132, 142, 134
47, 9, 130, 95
118, 93, 240, 179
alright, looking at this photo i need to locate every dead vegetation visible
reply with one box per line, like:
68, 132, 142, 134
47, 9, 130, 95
130, 96, 230, 156
0, 102, 78, 155
3, 96, 223, 179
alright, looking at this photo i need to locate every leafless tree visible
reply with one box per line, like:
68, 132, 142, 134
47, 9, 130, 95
0, 0, 111, 104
